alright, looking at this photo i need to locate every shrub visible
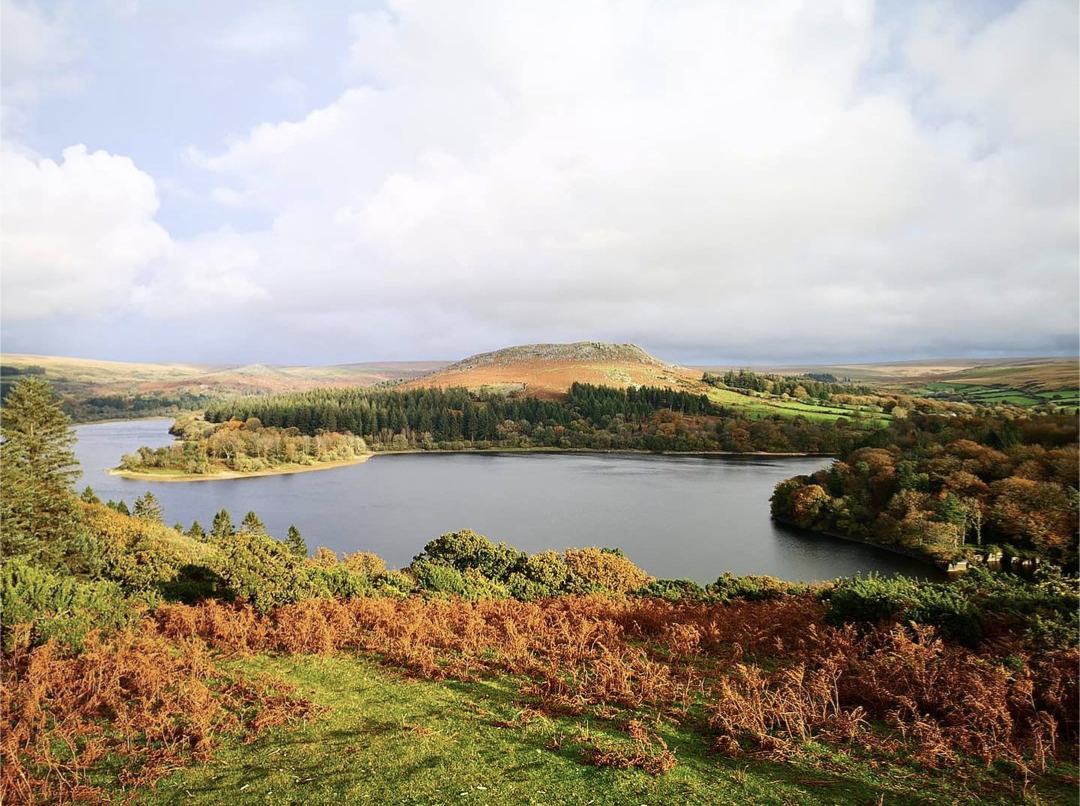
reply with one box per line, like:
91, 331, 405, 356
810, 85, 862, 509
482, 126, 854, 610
563, 547, 649, 594
709, 573, 791, 602
214, 532, 319, 613
823, 574, 915, 627
1, 557, 137, 652
343, 551, 387, 578
824, 574, 982, 643
515, 550, 571, 594
411, 529, 524, 582
634, 578, 707, 601
409, 560, 509, 601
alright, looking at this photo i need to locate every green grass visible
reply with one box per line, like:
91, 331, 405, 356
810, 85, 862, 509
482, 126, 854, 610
704, 387, 890, 426
914, 381, 1079, 409
141, 654, 1075, 806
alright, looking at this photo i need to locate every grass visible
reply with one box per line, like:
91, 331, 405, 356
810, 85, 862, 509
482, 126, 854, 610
704, 387, 890, 426
142, 654, 1076, 806
915, 381, 1080, 409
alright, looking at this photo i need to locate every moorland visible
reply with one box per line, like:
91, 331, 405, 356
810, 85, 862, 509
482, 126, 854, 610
1, 344, 1077, 804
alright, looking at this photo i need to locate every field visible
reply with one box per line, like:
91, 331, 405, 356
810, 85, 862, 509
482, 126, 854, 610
703, 386, 891, 425
915, 382, 1079, 411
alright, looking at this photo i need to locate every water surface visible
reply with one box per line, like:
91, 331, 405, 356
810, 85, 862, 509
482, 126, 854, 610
74, 420, 943, 584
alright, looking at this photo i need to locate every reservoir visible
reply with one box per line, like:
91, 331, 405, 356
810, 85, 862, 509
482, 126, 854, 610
73, 419, 943, 585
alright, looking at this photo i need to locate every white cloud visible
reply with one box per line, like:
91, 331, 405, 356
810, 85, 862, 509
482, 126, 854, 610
0, 143, 171, 319
209, 6, 308, 55
0, 0, 84, 108
3, 0, 1075, 362
130, 230, 269, 316
166, 0, 1075, 360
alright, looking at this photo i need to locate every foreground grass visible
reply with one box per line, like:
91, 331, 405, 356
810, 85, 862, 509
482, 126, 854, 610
143, 654, 1076, 806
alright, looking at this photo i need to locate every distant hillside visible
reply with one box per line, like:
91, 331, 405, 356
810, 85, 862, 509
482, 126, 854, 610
403, 342, 702, 398
693, 356, 1079, 388
0, 354, 449, 420
692, 356, 1079, 412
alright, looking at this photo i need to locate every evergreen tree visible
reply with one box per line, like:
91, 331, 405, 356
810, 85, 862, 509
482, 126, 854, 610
133, 491, 164, 523
211, 508, 234, 538
80, 486, 101, 504
240, 510, 266, 534
0, 377, 82, 567
188, 520, 206, 541
286, 524, 307, 558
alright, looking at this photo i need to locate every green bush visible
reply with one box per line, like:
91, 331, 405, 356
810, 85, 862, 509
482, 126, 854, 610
513, 550, 571, 594
410, 560, 509, 601
708, 573, 791, 602
213, 532, 320, 613
824, 574, 983, 644
634, 578, 707, 601
309, 565, 375, 599
1, 557, 137, 652
505, 572, 550, 601
411, 529, 524, 582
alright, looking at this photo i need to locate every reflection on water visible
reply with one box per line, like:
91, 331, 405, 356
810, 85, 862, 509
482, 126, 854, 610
74, 420, 944, 584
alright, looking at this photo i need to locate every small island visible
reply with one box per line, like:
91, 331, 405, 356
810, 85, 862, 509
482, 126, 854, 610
112, 413, 370, 481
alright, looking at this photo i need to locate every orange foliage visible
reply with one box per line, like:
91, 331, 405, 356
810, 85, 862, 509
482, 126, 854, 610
149, 592, 1076, 778
0, 628, 321, 805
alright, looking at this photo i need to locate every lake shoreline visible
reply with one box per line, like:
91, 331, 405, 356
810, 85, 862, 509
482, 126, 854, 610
108, 454, 373, 482
772, 516, 960, 575
110, 445, 834, 482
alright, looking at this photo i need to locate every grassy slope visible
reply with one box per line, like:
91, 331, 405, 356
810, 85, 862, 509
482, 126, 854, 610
145, 654, 1075, 806
703, 386, 891, 425
0, 354, 448, 400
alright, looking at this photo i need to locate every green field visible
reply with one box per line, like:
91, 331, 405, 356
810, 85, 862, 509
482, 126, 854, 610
142, 654, 1072, 806
704, 387, 891, 426
917, 381, 1080, 410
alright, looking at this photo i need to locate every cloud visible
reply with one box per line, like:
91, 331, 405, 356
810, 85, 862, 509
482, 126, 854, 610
0, 0, 84, 108
130, 230, 269, 316
0, 143, 171, 320
161, 0, 1076, 361
3, 0, 1076, 363
209, 6, 309, 55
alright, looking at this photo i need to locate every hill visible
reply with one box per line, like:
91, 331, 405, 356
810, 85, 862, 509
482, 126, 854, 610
403, 341, 703, 398
0, 354, 449, 420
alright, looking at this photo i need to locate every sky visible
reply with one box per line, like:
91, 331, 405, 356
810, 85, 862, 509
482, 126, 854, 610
0, 0, 1077, 366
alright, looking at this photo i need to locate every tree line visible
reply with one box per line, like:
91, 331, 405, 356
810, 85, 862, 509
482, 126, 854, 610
771, 410, 1079, 563
200, 382, 879, 455
703, 369, 873, 399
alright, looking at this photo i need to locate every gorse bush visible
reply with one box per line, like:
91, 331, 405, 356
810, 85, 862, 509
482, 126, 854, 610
213, 532, 323, 614
708, 573, 798, 602
819, 569, 1080, 647
412, 529, 524, 581
0, 558, 138, 652
407, 531, 652, 598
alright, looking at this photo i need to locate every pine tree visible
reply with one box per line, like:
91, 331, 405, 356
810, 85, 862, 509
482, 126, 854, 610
80, 486, 101, 504
133, 491, 165, 523
240, 510, 266, 534
0, 377, 82, 567
286, 525, 307, 558
211, 508, 234, 538
188, 520, 206, 541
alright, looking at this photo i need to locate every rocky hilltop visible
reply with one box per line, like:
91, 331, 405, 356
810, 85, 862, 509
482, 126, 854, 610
405, 341, 699, 399
442, 342, 667, 372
